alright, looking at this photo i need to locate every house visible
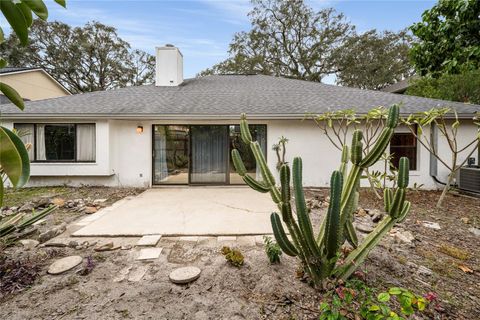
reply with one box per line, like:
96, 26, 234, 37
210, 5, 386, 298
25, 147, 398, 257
1, 46, 478, 189
0, 67, 71, 104
381, 77, 417, 94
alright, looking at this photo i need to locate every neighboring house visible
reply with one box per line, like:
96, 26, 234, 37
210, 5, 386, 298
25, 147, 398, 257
0, 67, 70, 104
1, 46, 478, 189
381, 77, 417, 94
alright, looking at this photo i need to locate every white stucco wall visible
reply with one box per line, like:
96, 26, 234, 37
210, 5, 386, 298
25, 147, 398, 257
2, 118, 478, 189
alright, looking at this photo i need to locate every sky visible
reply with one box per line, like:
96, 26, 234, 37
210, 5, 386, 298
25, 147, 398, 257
1, 0, 437, 80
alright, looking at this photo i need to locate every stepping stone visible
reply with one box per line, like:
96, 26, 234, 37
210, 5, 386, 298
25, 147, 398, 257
136, 235, 162, 246
48, 256, 83, 275
217, 236, 236, 242
179, 236, 199, 243
422, 221, 441, 230
355, 223, 374, 234
128, 265, 149, 282
19, 239, 39, 250
469, 227, 480, 237
113, 266, 132, 282
136, 248, 163, 261
254, 236, 265, 246
169, 266, 201, 284
237, 236, 256, 246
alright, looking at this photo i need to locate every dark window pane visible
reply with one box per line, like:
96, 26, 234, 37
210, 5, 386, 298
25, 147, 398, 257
390, 133, 416, 147
44, 124, 75, 161
390, 131, 417, 170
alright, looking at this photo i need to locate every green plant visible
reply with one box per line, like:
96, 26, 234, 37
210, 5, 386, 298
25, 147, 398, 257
263, 236, 282, 264
221, 246, 244, 267
232, 104, 411, 287
402, 108, 480, 207
272, 136, 288, 171
312, 106, 395, 199
0, 205, 57, 239
319, 280, 430, 319
0, 0, 66, 207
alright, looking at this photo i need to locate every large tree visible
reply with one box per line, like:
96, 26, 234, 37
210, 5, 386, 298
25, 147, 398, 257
200, 0, 413, 90
405, 69, 480, 104
199, 0, 355, 82
335, 30, 414, 90
1, 20, 155, 93
409, 0, 480, 76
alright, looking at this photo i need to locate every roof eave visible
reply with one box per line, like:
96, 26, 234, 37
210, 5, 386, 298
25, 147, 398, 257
1, 112, 476, 121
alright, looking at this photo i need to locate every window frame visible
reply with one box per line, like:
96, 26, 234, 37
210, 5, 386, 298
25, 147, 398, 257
14, 123, 96, 163
390, 130, 418, 171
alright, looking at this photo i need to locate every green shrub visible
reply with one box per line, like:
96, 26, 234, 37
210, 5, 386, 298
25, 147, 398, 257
319, 280, 430, 320
263, 236, 282, 264
221, 246, 244, 267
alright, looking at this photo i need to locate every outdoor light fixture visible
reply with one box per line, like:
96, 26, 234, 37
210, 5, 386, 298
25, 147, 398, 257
136, 125, 144, 134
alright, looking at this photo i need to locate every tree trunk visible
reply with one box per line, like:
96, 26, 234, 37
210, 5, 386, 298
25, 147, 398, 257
366, 169, 382, 199
436, 172, 454, 208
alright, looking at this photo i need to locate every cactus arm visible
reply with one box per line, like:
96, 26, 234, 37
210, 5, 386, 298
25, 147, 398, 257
336, 155, 410, 281
243, 175, 270, 193
271, 212, 298, 256
384, 188, 393, 212
324, 171, 343, 259
359, 128, 394, 167
344, 218, 358, 248
359, 105, 399, 168
293, 157, 322, 257
335, 216, 397, 280
231, 149, 270, 192
251, 142, 276, 187
397, 201, 411, 223
240, 113, 253, 144
231, 149, 247, 176
397, 157, 409, 188
350, 130, 363, 165
389, 188, 406, 218
386, 104, 400, 128
280, 164, 291, 201
339, 145, 349, 178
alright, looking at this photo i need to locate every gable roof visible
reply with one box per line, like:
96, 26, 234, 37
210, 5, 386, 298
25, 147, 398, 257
0, 67, 71, 96
1, 74, 478, 119
0, 67, 40, 74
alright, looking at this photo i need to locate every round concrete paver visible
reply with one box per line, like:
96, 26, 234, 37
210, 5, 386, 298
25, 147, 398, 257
48, 256, 83, 275
169, 266, 201, 284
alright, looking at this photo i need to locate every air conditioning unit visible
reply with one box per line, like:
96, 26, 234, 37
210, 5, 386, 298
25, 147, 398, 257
458, 165, 480, 196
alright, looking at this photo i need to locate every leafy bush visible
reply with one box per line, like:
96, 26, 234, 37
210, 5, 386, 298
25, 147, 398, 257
221, 246, 244, 267
319, 280, 432, 320
406, 69, 480, 104
263, 236, 282, 264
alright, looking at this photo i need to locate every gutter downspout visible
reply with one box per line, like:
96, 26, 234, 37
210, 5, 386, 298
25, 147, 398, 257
429, 122, 447, 186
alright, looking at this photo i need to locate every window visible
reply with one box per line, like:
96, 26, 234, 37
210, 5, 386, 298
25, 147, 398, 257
390, 132, 417, 170
14, 123, 96, 162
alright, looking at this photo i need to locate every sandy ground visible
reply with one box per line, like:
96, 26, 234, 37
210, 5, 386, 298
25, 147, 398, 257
0, 187, 479, 319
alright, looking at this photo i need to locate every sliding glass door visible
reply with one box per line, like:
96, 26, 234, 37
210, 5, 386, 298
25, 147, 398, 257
152, 124, 266, 185
190, 125, 229, 184
153, 125, 189, 184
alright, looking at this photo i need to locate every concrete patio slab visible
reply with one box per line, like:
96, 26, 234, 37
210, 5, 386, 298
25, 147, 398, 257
72, 188, 276, 237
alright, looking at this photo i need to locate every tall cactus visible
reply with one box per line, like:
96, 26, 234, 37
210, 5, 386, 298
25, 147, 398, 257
232, 105, 410, 287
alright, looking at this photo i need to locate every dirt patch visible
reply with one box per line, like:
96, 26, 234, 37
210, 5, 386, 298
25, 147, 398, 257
0, 188, 479, 319
1, 187, 144, 243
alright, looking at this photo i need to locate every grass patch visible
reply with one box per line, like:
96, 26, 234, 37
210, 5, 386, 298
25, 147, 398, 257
3, 187, 70, 207
438, 244, 470, 261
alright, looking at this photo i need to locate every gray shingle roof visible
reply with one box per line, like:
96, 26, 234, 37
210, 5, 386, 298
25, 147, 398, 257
1, 75, 478, 119
0, 67, 40, 74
